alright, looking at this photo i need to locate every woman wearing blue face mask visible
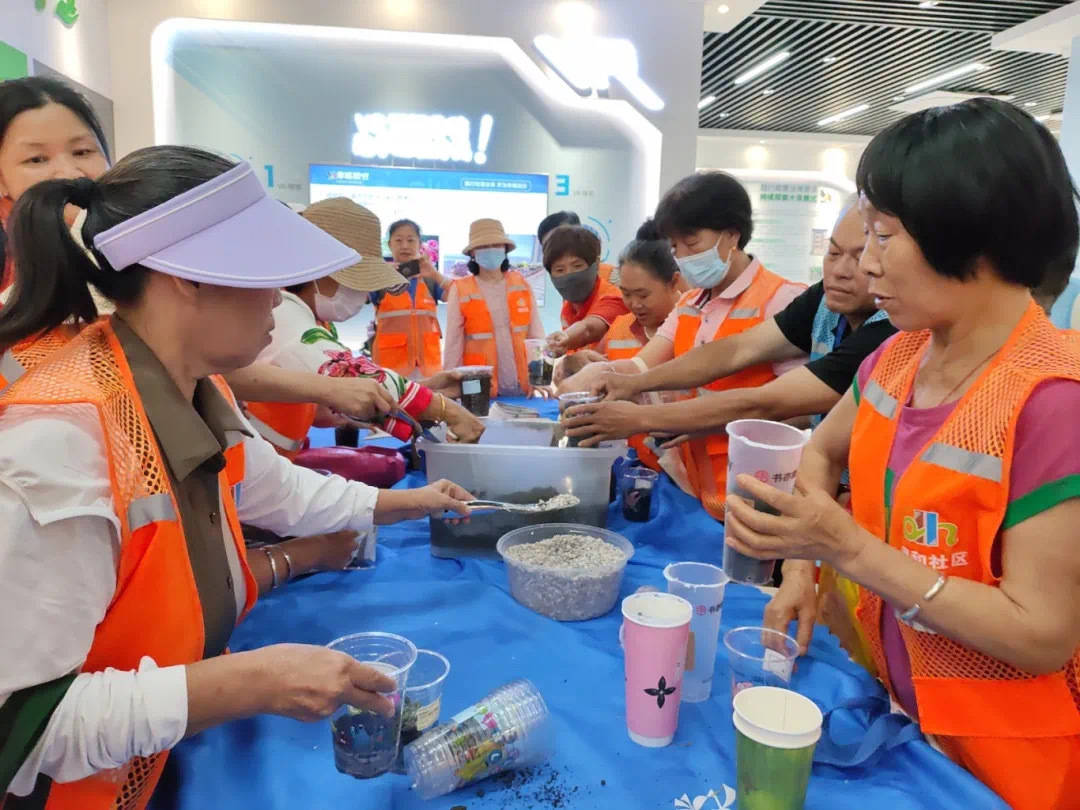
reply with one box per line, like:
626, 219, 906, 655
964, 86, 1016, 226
559, 172, 803, 518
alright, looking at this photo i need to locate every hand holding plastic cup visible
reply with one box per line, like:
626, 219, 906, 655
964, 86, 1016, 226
621, 467, 658, 522
622, 591, 693, 747
525, 339, 555, 386
724, 626, 799, 702
559, 392, 603, 447
663, 562, 728, 703
457, 366, 493, 417
392, 650, 451, 773
733, 686, 823, 810
326, 632, 417, 779
724, 419, 811, 584
404, 679, 553, 799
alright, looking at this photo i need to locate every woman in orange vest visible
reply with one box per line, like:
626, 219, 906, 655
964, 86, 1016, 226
561, 172, 803, 518
371, 219, 444, 379
246, 199, 482, 457
543, 224, 629, 356
0, 146, 474, 809
727, 99, 1080, 810
444, 218, 543, 397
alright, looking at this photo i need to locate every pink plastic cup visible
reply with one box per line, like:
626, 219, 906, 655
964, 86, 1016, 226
621, 591, 693, 747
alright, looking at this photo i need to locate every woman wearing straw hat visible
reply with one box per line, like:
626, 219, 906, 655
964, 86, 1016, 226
246, 197, 484, 453
0, 147, 474, 809
444, 218, 544, 397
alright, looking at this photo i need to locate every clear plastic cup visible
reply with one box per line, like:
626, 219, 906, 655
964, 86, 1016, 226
393, 650, 451, 774
663, 562, 729, 703
525, 339, 554, 386
326, 632, 417, 779
621, 467, 658, 522
404, 679, 553, 800
724, 420, 811, 584
558, 392, 602, 447
733, 686, 823, 810
458, 366, 494, 416
724, 627, 798, 703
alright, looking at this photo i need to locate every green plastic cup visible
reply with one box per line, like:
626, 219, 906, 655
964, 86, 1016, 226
732, 686, 822, 810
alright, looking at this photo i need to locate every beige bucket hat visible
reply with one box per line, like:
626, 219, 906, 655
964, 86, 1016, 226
301, 198, 406, 292
462, 218, 517, 256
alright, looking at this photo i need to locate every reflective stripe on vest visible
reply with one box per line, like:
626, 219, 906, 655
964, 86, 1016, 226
128, 492, 178, 532
245, 409, 307, 452
0, 348, 25, 388
862, 380, 898, 419
921, 442, 1003, 483
729, 307, 760, 319
376, 309, 415, 320
607, 340, 642, 350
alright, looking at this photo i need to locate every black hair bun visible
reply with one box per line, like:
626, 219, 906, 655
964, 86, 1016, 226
635, 218, 662, 242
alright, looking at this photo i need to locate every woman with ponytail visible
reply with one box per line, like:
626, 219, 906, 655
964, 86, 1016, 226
0, 145, 473, 809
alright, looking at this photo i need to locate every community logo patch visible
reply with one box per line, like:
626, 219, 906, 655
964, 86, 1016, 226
902, 509, 959, 548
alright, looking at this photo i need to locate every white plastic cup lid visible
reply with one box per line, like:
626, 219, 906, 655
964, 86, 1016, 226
732, 686, 822, 749
621, 591, 692, 628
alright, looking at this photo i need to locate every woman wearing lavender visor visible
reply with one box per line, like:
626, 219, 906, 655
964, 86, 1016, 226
0, 146, 473, 808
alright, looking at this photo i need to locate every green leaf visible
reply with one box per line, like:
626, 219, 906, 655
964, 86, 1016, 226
54, 0, 78, 26
300, 327, 337, 345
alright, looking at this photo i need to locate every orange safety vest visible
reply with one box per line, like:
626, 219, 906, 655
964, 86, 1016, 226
0, 320, 257, 810
0, 324, 82, 392
372, 282, 441, 377
849, 302, 1080, 810
243, 399, 317, 460
598, 313, 661, 471
672, 266, 788, 519
454, 271, 533, 397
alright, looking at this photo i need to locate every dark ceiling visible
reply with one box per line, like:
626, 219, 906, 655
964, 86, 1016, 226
698, 0, 1073, 134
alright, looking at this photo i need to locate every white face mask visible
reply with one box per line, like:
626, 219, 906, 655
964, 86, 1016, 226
313, 281, 369, 323
474, 247, 507, 270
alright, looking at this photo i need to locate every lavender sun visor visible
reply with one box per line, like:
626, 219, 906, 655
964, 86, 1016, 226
93, 162, 360, 288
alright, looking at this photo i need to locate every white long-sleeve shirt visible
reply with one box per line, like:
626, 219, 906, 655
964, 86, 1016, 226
0, 400, 378, 796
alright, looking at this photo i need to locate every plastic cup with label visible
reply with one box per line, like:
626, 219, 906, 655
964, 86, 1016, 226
326, 632, 417, 779
724, 419, 811, 584
663, 562, 729, 703
558, 392, 603, 448
392, 650, 451, 773
525, 339, 554, 386
457, 365, 493, 417
404, 679, 553, 800
621, 591, 693, 747
724, 626, 798, 704
733, 686, 822, 810
621, 467, 658, 522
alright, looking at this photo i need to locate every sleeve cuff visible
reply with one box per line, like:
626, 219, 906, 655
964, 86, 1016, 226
137, 658, 188, 755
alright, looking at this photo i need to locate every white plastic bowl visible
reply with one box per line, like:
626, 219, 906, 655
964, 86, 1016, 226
496, 523, 634, 621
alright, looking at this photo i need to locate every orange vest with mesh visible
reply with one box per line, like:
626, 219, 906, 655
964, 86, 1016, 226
0, 320, 257, 810
453, 271, 533, 397
0, 325, 82, 392
597, 313, 661, 471
372, 283, 441, 377
242, 399, 317, 460
672, 266, 787, 519
849, 302, 1080, 810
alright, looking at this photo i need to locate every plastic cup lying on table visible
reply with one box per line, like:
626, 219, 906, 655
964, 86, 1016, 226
457, 365, 494, 417
621, 591, 693, 747
733, 686, 823, 810
724, 419, 811, 584
724, 626, 798, 703
326, 632, 417, 779
558, 392, 603, 447
621, 467, 658, 522
663, 562, 729, 703
392, 650, 451, 773
525, 339, 555, 386
404, 678, 553, 799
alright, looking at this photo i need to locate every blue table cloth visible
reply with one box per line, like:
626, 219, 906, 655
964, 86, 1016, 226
150, 398, 1008, 810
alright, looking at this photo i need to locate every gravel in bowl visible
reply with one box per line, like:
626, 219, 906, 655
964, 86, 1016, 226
496, 524, 634, 621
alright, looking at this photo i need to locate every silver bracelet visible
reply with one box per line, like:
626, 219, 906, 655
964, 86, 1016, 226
899, 575, 947, 623
263, 547, 280, 590
280, 548, 294, 582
